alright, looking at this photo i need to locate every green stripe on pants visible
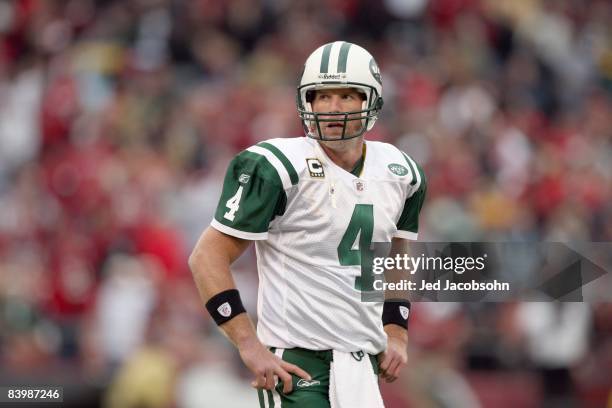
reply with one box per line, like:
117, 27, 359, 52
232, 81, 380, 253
258, 389, 265, 407
257, 348, 332, 408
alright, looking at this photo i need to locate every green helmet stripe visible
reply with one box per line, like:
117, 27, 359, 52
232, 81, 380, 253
337, 42, 352, 73
319, 43, 333, 73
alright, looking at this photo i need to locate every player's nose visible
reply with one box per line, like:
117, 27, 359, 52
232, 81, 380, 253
329, 95, 343, 111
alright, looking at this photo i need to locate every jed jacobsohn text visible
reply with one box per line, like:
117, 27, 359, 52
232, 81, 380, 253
372, 254, 511, 293
373, 279, 510, 292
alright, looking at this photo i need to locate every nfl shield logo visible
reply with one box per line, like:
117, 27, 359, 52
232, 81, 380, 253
217, 302, 232, 317
354, 180, 365, 192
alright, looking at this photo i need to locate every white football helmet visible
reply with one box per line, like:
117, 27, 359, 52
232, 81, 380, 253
297, 41, 384, 140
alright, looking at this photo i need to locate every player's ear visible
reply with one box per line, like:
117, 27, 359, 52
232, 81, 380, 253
306, 90, 316, 103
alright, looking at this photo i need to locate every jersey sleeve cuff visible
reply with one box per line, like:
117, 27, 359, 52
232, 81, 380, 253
211, 219, 269, 240
393, 230, 418, 240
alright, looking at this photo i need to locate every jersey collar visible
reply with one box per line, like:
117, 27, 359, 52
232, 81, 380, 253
314, 138, 368, 179
349, 143, 367, 177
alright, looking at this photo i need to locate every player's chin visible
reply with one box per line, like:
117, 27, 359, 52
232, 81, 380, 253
317, 127, 362, 141
321, 131, 344, 141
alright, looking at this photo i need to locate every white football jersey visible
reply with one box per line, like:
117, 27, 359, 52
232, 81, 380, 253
211, 137, 426, 354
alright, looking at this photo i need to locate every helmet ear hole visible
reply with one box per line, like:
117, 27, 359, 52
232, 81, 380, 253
306, 90, 316, 103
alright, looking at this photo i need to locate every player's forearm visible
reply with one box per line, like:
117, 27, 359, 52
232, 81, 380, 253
190, 252, 259, 348
190, 244, 235, 300
385, 237, 413, 301
189, 227, 244, 298
189, 226, 259, 349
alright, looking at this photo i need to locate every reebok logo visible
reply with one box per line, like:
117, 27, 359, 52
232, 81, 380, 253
238, 173, 250, 184
318, 73, 346, 80
297, 379, 321, 388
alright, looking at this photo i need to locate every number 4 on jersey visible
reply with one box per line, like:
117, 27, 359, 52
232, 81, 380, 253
224, 185, 244, 221
338, 204, 375, 291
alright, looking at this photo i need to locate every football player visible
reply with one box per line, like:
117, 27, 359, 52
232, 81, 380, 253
189, 41, 426, 407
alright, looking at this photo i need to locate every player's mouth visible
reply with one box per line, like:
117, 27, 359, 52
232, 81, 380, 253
326, 122, 344, 128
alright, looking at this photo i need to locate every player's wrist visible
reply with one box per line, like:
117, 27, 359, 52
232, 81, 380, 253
205, 288, 247, 326
235, 331, 259, 351
384, 322, 408, 341
382, 300, 411, 329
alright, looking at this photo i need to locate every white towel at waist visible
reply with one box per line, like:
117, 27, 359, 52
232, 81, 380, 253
329, 350, 385, 408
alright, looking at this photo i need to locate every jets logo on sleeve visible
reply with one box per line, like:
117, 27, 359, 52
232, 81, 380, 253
387, 163, 409, 177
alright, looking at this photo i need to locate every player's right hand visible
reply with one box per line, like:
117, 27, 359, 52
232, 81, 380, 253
238, 339, 311, 394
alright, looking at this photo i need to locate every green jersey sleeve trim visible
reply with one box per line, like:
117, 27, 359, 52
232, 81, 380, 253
393, 230, 418, 240
257, 142, 299, 186
211, 219, 269, 240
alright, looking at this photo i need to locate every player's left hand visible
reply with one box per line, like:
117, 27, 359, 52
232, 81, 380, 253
378, 324, 408, 383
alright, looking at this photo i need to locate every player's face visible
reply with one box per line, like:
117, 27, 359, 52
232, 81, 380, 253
310, 88, 365, 140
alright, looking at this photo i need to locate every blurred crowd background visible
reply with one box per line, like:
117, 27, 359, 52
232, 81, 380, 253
0, 0, 611, 407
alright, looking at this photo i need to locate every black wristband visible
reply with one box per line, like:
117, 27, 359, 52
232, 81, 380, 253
382, 300, 411, 329
205, 289, 247, 326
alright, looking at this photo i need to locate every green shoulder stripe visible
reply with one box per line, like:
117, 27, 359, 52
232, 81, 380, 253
257, 142, 299, 185
238, 150, 284, 186
401, 152, 418, 186
396, 160, 427, 234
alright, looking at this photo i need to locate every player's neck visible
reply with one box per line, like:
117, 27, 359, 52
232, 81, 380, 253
318, 137, 364, 173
